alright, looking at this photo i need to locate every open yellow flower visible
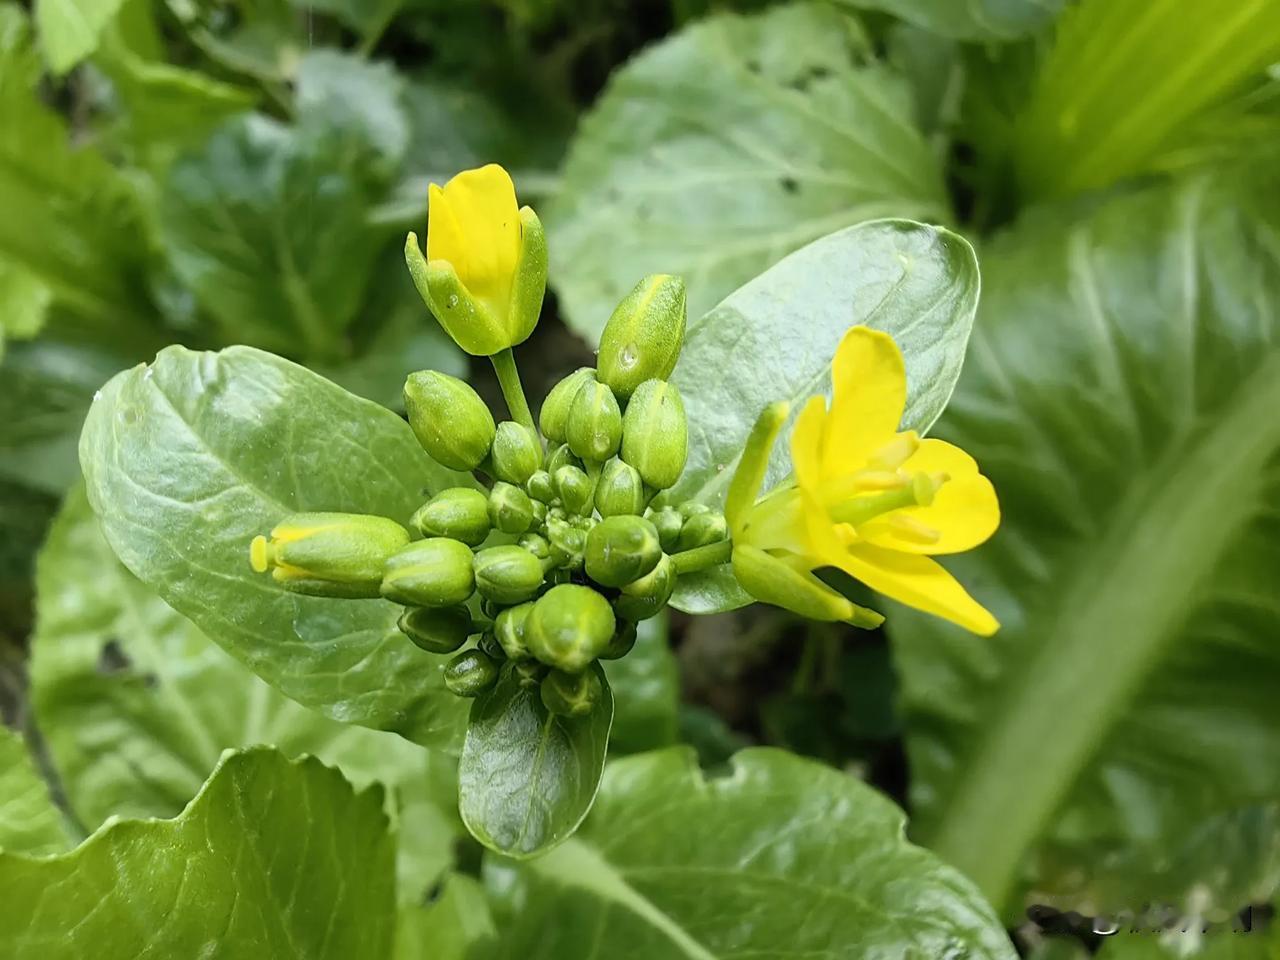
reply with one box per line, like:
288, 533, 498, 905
404, 164, 547, 356
727, 327, 1000, 635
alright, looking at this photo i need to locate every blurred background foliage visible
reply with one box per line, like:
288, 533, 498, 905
3, 0, 1280, 953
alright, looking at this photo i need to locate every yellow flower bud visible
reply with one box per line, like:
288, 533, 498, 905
248, 512, 409, 599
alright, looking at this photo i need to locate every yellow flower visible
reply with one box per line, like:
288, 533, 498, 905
404, 164, 547, 356
728, 327, 1000, 635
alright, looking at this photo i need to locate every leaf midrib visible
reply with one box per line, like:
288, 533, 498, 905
927, 346, 1280, 911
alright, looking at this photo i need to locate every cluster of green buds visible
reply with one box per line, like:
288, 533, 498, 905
249, 274, 730, 717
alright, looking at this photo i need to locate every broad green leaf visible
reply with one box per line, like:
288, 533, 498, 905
459, 662, 613, 859
296, 49, 409, 177
834, 0, 1064, 41
0, 726, 66, 856
484, 747, 1018, 959
891, 166, 1280, 918
396, 875, 497, 960
1014, 0, 1280, 200
79, 345, 472, 748
160, 111, 388, 359
34, 0, 126, 73
31, 486, 436, 834
669, 219, 980, 613
547, 1, 949, 339
167, 0, 303, 82
0, 6, 156, 330
603, 615, 680, 754
0, 748, 395, 958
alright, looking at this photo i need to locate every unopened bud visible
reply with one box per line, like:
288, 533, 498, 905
473, 544, 544, 604
404, 371, 495, 471
397, 605, 473, 654
614, 553, 675, 622
539, 367, 595, 443
488, 481, 535, 535
546, 518, 586, 570
599, 620, 637, 660
554, 465, 593, 516
566, 380, 622, 463
679, 511, 728, 551
491, 421, 541, 485
526, 584, 615, 672
649, 505, 684, 552
526, 469, 556, 504
381, 538, 476, 606
541, 667, 603, 717
519, 531, 551, 560
584, 515, 661, 588
444, 649, 499, 697
478, 631, 507, 661
620, 379, 687, 490
494, 601, 534, 660
512, 659, 548, 689
545, 442, 582, 475
594, 457, 647, 517
597, 275, 686, 399
411, 487, 490, 546
250, 512, 410, 598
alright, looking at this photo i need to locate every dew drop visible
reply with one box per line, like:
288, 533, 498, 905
446, 294, 459, 308
620, 344, 637, 369
92, 389, 102, 402
143, 367, 154, 380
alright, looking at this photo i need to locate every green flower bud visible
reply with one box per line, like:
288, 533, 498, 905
554, 465, 594, 517
584, 515, 661, 588
249, 512, 409, 599
545, 442, 582, 475
594, 458, 647, 517
397, 605, 472, 654
599, 620, 638, 660
526, 469, 556, 504
546, 518, 586, 570
679, 511, 728, 551
381, 538, 476, 607
473, 544, 545, 604
571, 514, 598, 533
531, 499, 548, 525
494, 601, 534, 660
411, 487, 490, 546
526, 584, 615, 672
519, 532, 551, 560
597, 275, 686, 399
540, 667, 602, 717
614, 553, 675, 621
491, 421, 541, 485
444, 649, 499, 697
512, 659, 548, 689
478, 631, 507, 661
649, 505, 684, 552
566, 380, 622, 463
480, 597, 504, 621
620, 379, 687, 490
679, 500, 711, 519
488, 481, 535, 535
539, 367, 595, 443
404, 371, 495, 471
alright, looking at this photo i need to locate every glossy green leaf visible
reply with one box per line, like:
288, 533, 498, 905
1015, 0, 1280, 200
892, 166, 1280, 917
459, 662, 613, 859
0, 748, 395, 958
79, 345, 471, 748
547, 1, 949, 340
484, 747, 1018, 959
34, 0, 126, 73
669, 219, 980, 613
395, 875, 497, 960
603, 615, 680, 754
834, 0, 1063, 41
295, 50, 409, 177
160, 111, 386, 359
0, 726, 66, 856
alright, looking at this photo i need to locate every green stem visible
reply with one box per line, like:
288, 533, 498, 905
490, 348, 540, 444
670, 540, 732, 575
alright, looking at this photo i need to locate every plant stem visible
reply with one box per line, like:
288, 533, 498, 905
490, 348, 540, 444
670, 540, 732, 575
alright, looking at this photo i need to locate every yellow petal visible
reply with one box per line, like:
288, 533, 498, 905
428, 164, 520, 311
834, 542, 998, 635
859, 438, 1000, 554
789, 394, 828, 493
426, 183, 465, 265
823, 327, 907, 476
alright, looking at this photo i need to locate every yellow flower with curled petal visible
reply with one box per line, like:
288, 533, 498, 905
403, 164, 547, 356
726, 326, 1000, 635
